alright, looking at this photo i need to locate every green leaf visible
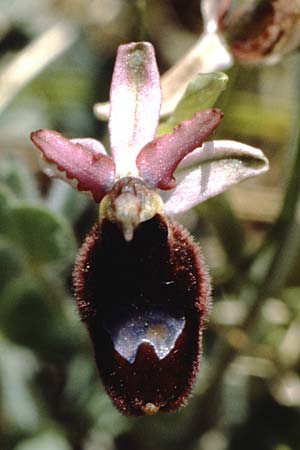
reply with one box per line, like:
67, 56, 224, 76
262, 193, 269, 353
0, 275, 77, 357
0, 334, 40, 432
0, 153, 40, 201
0, 183, 17, 234
0, 240, 22, 294
7, 205, 76, 267
13, 431, 72, 450
158, 72, 228, 135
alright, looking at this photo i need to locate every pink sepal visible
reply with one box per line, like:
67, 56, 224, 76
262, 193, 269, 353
109, 42, 161, 176
163, 140, 269, 216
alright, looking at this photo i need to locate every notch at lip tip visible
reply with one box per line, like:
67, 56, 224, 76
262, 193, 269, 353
142, 402, 160, 415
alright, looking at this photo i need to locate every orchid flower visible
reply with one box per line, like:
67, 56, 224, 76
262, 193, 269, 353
30, 42, 269, 416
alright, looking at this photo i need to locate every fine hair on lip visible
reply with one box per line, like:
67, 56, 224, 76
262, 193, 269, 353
73, 213, 210, 415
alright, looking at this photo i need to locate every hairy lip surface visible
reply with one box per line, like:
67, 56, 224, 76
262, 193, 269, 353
73, 214, 210, 415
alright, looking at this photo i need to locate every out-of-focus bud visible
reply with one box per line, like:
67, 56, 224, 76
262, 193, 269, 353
215, 0, 300, 64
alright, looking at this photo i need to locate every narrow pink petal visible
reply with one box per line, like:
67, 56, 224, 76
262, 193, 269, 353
163, 140, 269, 216
109, 42, 161, 177
136, 109, 223, 190
30, 130, 115, 203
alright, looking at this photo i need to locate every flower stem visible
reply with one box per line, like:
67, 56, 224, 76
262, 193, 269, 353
135, 0, 147, 41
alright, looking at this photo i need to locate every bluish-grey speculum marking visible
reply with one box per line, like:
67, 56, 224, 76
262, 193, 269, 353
103, 305, 186, 364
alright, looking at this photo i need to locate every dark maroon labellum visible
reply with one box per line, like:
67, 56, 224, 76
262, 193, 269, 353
73, 212, 210, 415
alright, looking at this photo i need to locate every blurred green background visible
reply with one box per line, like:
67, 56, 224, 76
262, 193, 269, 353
0, 1, 300, 449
